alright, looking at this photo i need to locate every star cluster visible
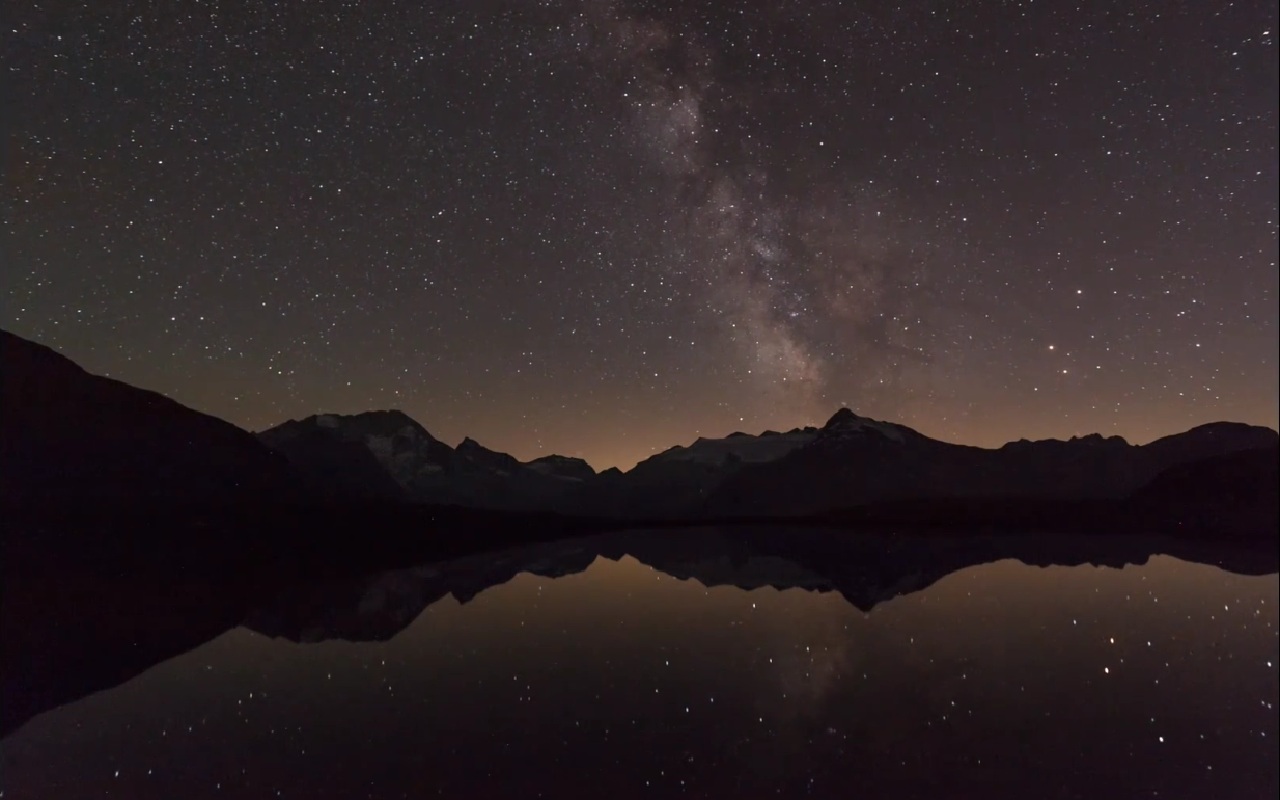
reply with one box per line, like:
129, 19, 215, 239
5, 0, 1276, 468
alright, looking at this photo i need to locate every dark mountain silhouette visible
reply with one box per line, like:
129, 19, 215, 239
456, 436, 525, 474
258, 411, 456, 502
0, 330, 300, 509
2, 330, 1274, 531
5, 327, 1274, 527
257, 418, 406, 501
571, 425, 822, 517
1123, 445, 1279, 537
701, 409, 1278, 518
257, 412, 590, 510
1141, 422, 1278, 466
525, 454, 596, 481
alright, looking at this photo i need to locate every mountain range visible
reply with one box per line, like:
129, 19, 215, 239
2, 328, 1277, 738
3, 329, 1277, 534
256, 410, 593, 509
251, 391, 1277, 522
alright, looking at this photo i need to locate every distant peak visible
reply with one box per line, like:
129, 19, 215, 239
357, 409, 418, 424
288, 409, 434, 440
308, 409, 416, 425
1068, 432, 1130, 447
525, 453, 597, 480
1184, 421, 1276, 435
528, 453, 592, 467
824, 407, 861, 428
456, 436, 505, 455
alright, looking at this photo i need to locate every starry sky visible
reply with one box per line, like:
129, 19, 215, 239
5, 0, 1277, 469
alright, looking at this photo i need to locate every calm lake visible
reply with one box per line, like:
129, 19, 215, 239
2, 528, 1276, 799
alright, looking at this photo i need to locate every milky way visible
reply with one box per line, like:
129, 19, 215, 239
4, 0, 1276, 468
581, 0, 931, 417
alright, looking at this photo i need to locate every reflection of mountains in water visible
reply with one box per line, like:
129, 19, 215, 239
244, 527, 1280, 644
4, 526, 1275, 739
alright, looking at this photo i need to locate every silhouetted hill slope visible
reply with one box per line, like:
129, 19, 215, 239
1140, 423, 1278, 467
1134, 444, 1278, 503
0, 330, 300, 509
1123, 445, 1279, 538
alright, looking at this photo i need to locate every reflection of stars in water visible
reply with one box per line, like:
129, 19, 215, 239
4, 554, 1278, 796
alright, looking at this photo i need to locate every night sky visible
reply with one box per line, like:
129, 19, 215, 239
6, 1, 1277, 469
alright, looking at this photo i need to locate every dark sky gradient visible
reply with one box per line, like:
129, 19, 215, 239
5, 0, 1277, 469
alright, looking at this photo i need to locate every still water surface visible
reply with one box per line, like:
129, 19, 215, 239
2, 534, 1276, 799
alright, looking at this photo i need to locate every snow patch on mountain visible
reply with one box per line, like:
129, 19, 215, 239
821, 408, 913, 443
826, 417, 907, 442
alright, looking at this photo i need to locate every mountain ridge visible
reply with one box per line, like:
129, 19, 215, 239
0, 330, 303, 509
2, 330, 1275, 527
256, 403, 1275, 521
257, 410, 592, 511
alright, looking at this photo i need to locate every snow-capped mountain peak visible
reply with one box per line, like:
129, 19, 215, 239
821, 407, 911, 443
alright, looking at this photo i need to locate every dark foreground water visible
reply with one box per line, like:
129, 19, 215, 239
2, 529, 1277, 799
